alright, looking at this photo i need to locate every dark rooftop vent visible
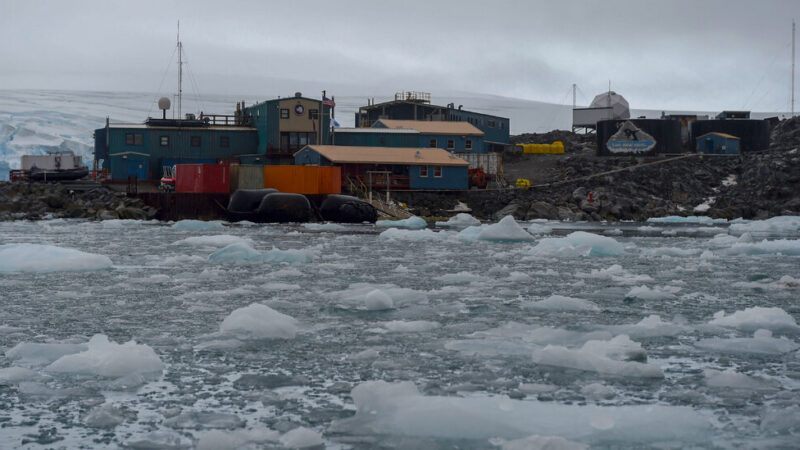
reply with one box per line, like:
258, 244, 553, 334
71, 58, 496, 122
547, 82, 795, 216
295, 92, 302, 98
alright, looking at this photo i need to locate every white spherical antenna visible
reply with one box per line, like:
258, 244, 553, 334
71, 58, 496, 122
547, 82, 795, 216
158, 97, 171, 110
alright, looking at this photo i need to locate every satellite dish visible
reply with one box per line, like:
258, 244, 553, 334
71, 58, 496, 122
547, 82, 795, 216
158, 97, 171, 110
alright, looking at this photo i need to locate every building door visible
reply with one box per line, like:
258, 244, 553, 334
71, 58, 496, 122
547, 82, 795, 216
128, 160, 148, 179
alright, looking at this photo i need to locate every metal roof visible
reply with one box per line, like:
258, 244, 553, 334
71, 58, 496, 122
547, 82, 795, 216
333, 127, 419, 134
298, 145, 469, 166
108, 123, 254, 131
697, 132, 740, 140
375, 119, 485, 136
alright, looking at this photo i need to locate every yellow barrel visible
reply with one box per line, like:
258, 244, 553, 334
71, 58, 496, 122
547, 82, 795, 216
515, 178, 531, 189
517, 141, 565, 154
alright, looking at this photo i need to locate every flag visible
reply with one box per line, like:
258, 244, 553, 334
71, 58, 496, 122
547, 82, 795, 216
331, 119, 340, 128
323, 96, 335, 107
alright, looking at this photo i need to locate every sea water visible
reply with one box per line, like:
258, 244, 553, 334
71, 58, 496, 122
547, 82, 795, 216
0, 216, 798, 448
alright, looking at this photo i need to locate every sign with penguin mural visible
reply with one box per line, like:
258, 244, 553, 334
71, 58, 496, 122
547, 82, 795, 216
606, 121, 657, 154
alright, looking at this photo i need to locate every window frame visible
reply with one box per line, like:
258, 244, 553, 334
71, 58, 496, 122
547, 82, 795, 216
419, 166, 428, 177
280, 108, 290, 119
219, 136, 230, 148
159, 135, 169, 147
190, 136, 201, 147
309, 109, 319, 120
488, 120, 496, 128
433, 166, 442, 178
465, 139, 472, 150
126, 133, 143, 146
447, 139, 455, 150
429, 139, 437, 148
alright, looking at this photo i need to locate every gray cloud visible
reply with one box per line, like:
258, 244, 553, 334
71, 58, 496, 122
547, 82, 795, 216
1, 0, 798, 112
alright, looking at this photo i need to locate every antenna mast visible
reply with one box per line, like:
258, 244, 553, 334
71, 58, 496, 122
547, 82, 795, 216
572, 83, 576, 109
793, 19, 795, 116
177, 21, 183, 120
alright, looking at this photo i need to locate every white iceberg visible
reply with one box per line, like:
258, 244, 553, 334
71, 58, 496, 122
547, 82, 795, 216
525, 295, 599, 312
46, 334, 164, 378
708, 307, 799, 332
477, 216, 534, 242
171, 220, 226, 231
376, 216, 427, 229
696, 329, 799, 355
0, 243, 112, 273
219, 303, 298, 339
435, 213, 481, 228
208, 242, 313, 264
173, 234, 251, 247
529, 232, 624, 257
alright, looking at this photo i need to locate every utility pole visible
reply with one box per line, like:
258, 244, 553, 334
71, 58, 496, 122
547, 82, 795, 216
793, 20, 796, 116
572, 83, 576, 109
177, 21, 183, 121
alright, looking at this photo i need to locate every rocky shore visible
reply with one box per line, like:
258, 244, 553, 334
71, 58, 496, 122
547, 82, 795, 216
1, 116, 798, 223
0, 182, 157, 221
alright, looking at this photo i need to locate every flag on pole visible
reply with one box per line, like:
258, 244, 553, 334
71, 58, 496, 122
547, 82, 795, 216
323, 96, 335, 107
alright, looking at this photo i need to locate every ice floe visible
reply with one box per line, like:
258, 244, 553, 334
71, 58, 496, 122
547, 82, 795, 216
208, 242, 313, 264
647, 216, 728, 225
708, 307, 799, 332
529, 232, 624, 257
46, 334, 164, 378
378, 227, 444, 241
575, 264, 653, 285
491, 434, 587, 450
704, 369, 778, 391
380, 320, 440, 333
173, 234, 252, 247
196, 429, 280, 450
477, 216, 535, 242
171, 219, 226, 231
327, 283, 427, 310
524, 295, 600, 312
6, 341, 88, 365
376, 216, 427, 229
279, 426, 324, 448
526, 223, 553, 235
435, 213, 481, 228
602, 315, 690, 338
728, 216, 800, 235
695, 329, 799, 355
0, 243, 112, 272
219, 303, 298, 339
532, 335, 661, 378
624, 285, 680, 301
302, 222, 347, 231
330, 381, 707, 444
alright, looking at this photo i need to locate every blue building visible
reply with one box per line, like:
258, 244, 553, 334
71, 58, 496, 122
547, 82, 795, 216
332, 128, 420, 148
371, 119, 485, 154
294, 145, 469, 190
94, 93, 333, 180
355, 92, 509, 152
696, 132, 740, 155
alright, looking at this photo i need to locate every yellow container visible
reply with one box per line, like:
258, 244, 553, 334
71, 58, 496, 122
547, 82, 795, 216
515, 178, 531, 189
517, 141, 565, 154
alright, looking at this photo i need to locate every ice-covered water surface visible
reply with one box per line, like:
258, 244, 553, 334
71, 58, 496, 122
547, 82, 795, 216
0, 218, 798, 448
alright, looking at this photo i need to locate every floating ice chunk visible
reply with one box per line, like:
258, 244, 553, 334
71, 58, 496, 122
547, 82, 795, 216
124, 430, 193, 449
378, 228, 444, 241
220, 303, 298, 339
636, 226, 660, 234
728, 216, 800, 234
704, 369, 778, 390
349, 349, 380, 360
101, 219, 157, 228
604, 315, 689, 338
709, 307, 799, 332
581, 383, 616, 401
47, 334, 164, 377
376, 216, 427, 229
85, 403, 127, 428
525, 295, 599, 312
328, 283, 427, 310
208, 242, 313, 264
0, 243, 112, 272
171, 219, 226, 230
279, 426, 324, 448
695, 329, 799, 355
733, 275, 800, 290
0, 366, 38, 384
6, 342, 87, 365
575, 264, 653, 285
477, 216, 534, 242
526, 223, 553, 235
529, 232, 624, 257
532, 335, 660, 378
164, 411, 245, 429
457, 225, 487, 241
603, 228, 623, 236
446, 323, 613, 357
625, 285, 680, 301
436, 213, 481, 228
382, 320, 440, 333
302, 222, 347, 231
196, 429, 280, 450
435, 271, 483, 284
647, 216, 727, 225
720, 238, 800, 256
491, 434, 588, 450
331, 381, 707, 444
507, 271, 533, 282
364, 289, 394, 310
173, 234, 251, 247
760, 405, 800, 434
643, 246, 700, 257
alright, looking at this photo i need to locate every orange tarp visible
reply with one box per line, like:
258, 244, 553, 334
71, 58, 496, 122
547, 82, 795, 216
263, 166, 341, 195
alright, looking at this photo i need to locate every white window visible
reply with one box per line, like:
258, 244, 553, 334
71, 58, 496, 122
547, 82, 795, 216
447, 139, 454, 149
465, 139, 472, 150
434, 166, 442, 177
420, 166, 428, 177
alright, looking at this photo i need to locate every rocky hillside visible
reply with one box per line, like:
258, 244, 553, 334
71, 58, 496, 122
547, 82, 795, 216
396, 117, 800, 221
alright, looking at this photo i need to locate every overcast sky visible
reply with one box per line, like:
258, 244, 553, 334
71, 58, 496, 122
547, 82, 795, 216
1, 0, 798, 112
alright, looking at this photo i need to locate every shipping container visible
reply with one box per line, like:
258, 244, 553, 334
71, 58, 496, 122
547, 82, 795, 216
230, 165, 265, 192
455, 152, 502, 176
596, 119, 682, 156
176, 164, 230, 193
517, 142, 565, 154
263, 166, 341, 195
22, 154, 83, 171
689, 120, 769, 153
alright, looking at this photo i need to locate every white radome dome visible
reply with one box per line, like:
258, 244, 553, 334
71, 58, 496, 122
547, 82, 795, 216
590, 91, 630, 120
